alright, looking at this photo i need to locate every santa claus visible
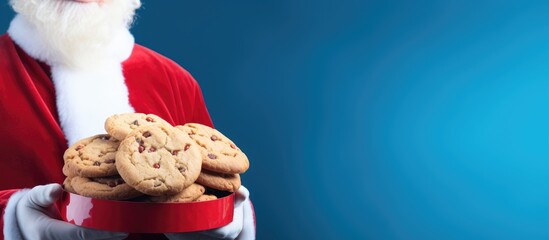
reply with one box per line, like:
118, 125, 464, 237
0, 0, 255, 239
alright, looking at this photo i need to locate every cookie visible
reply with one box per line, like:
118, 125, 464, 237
105, 113, 172, 141
177, 123, 249, 174
116, 124, 202, 196
195, 170, 241, 192
63, 177, 77, 194
194, 194, 218, 202
148, 183, 205, 203
70, 176, 143, 200
63, 134, 120, 178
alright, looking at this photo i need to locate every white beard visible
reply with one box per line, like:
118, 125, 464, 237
9, 0, 141, 69
8, 0, 142, 145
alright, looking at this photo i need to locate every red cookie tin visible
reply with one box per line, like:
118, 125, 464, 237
57, 191, 234, 233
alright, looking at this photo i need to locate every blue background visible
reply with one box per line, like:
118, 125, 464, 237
1, 1, 548, 239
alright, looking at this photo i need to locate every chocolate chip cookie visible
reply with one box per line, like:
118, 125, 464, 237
148, 183, 205, 203
70, 176, 143, 200
116, 124, 202, 196
105, 113, 172, 141
63, 134, 120, 178
177, 123, 249, 174
195, 170, 241, 192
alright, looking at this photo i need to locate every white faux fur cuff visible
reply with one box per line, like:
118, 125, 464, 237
3, 189, 29, 240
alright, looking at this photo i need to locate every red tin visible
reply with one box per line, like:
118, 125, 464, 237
58, 191, 234, 233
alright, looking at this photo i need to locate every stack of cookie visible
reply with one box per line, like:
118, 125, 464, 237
61, 113, 250, 202
177, 123, 249, 194
62, 134, 143, 200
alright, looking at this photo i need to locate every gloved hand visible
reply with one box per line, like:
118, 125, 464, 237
3, 183, 128, 240
165, 186, 256, 240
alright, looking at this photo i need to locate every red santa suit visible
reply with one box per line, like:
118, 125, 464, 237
0, 15, 254, 240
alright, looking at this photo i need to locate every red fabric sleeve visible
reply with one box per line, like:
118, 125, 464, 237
0, 189, 21, 240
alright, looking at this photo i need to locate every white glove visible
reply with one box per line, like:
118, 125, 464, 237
3, 183, 128, 240
165, 186, 256, 240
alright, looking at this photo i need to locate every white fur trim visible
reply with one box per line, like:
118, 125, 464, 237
50, 64, 135, 145
3, 189, 29, 240
8, 15, 135, 145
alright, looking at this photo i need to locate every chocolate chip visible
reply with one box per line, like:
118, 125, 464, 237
178, 166, 187, 173
75, 145, 83, 151
153, 163, 160, 169
146, 117, 155, 122
93, 161, 101, 166
107, 181, 117, 188
211, 135, 218, 141
184, 144, 191, 151
149, 147, 157, 152
172, 150, 180, 156
132, 120, 139, 126
138, 145, 145, 153
208, 153, 217, 159
105, 159, 115, 164
143, 131, 151, 138
230, 144, 236, 149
